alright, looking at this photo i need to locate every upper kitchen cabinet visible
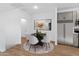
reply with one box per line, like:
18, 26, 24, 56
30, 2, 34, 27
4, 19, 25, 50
72, 11, 76, 26
76, 11, 79, 20
57, 13, 65, 20
57, 11, 73, 20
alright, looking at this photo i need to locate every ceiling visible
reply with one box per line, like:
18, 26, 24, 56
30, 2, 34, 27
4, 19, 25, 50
11, 3, 54, 15
0, 3, 14, 13
1, 3, 79, 14
56, 3, 79, 11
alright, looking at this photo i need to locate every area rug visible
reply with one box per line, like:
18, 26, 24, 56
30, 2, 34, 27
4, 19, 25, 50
23, 43, 54, 54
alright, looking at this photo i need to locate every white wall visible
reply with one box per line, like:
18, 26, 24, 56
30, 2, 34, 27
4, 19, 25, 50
31, 8, 57, 45
0, 7, 57, 52
21, 13, 32, 36
21, 8, 57, 45
0, 9, 26, 52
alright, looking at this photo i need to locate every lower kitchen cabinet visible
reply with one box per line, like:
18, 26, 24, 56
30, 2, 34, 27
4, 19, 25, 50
57, 23, 73, 45
57, 23, 64, 43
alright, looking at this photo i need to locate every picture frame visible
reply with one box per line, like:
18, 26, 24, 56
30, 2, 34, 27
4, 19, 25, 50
34, 19, 52, 31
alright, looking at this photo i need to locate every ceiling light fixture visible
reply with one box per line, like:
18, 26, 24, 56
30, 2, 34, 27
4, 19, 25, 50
21, 18, 26, 23
33, 5, 38, 9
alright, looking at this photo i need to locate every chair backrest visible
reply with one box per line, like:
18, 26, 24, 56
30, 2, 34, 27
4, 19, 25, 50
25, 34, 38, 45
42, 31, 51, 43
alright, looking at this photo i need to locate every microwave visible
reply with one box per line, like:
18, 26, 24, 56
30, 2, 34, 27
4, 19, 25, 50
75, 21, 79, 26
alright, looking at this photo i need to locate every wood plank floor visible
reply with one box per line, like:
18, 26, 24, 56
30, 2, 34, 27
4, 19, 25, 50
0, 44, 79, 56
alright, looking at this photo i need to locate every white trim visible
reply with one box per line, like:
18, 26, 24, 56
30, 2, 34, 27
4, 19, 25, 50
55, 41, 58, 45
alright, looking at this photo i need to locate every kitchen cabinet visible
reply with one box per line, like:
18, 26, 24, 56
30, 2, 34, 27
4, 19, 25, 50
77, 11, 79, 20
57, 12, 73, 20
73, 33, 79, 47
57, 23, 64, 43
65, 23, 73, 44
57, 23, 73, 45
57, 11, 73, 45
75, 11, 79, 21
57, 13, 65, 20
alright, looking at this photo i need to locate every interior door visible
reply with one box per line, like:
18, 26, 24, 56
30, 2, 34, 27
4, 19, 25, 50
65, 23, 73, 45
57, 23, 64, 43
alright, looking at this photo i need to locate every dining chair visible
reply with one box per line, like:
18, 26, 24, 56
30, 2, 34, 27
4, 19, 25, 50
27, 35, 38, 52
41, 32, 51, 50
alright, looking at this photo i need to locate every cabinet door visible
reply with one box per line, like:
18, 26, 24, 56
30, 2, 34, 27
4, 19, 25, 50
73, 11, 76, 25
73, 33, 78, 47
77, 11, 79, 20
65, 23, 73, 45
63, 12, 73, 20
57, 13, 65, 20
57, 23, 64, 43
57, 12, 73, 20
